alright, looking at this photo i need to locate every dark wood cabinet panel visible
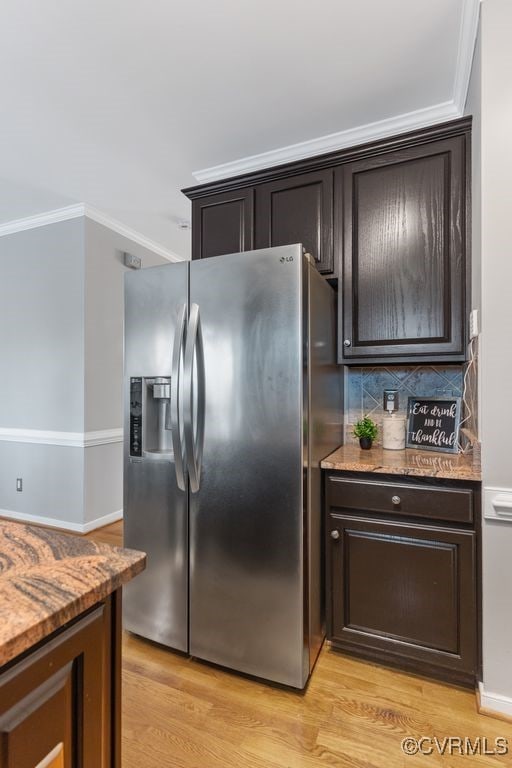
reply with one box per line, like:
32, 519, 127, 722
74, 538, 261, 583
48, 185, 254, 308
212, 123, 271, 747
325, 473, 480, 686
327, 474, 474, 524
329, 516, 476, 678
255, 171, 334, 274
0, 594, 121, 768
338, 134, 468, 363
0, 662, 72, 768
184, 117, 471, 361
192, 188, 254, 260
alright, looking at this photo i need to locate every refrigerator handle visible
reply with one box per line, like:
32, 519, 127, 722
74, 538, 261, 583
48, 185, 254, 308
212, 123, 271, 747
183, 303, 205, 494
169, 304, 187, 491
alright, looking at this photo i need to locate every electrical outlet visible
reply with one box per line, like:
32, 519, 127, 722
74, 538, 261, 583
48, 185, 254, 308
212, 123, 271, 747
469, 309, 479, 339
16, 478, 23, 492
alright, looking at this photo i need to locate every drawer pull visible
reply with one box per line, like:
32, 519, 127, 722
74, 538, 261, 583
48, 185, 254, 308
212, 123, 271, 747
330, 529, 340, 540
392, 495, 401, 505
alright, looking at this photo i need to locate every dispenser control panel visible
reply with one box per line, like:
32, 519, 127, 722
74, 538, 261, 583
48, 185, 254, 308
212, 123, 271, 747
130, 377, 143, 457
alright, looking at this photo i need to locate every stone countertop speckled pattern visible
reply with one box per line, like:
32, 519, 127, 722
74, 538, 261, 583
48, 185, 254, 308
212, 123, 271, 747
0, 519, 146, 668
321, 444, 481, 482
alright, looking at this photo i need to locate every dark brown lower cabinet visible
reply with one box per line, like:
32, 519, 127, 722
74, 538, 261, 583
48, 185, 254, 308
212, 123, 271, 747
326, 473, 480, 686
0, 592, 121, 768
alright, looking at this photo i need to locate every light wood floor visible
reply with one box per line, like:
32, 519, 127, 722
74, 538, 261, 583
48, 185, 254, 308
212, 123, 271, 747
88, 522, 512, 767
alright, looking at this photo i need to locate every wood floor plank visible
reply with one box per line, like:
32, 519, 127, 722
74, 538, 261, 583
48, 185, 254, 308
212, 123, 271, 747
84, 521, 512, 767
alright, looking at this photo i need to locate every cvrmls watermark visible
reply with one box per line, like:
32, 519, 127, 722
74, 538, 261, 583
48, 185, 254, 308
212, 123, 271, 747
401, 736, 509, 756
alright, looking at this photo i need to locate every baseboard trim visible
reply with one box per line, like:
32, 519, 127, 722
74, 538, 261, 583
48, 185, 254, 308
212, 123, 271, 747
0, 427, 123, 448
0, 508, 123, 534
82, 509, 124, 533
478, 682, 512, 721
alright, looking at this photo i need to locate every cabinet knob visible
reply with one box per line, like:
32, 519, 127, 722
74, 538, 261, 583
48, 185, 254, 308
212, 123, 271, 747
330, 529, 340, 540
392, 495, 401, 505
343, 339, 351, 347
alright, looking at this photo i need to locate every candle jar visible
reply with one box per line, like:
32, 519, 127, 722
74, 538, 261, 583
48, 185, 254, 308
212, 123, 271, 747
382, 414, 406, 450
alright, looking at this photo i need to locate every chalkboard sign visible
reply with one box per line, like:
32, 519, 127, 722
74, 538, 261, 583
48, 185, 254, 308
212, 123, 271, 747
406, 397, 461, 454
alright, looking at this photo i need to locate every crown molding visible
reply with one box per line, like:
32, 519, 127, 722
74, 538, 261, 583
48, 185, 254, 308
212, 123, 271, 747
0, 204, 85, 236
193, 1, 480, 184
192, 101, 460, 183
82, 204, 182, 262
0, 427, 123, 447
0, 203, 183, 262
453, 0, 481, 113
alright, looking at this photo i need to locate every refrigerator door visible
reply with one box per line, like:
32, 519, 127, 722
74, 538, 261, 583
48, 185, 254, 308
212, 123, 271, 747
188, 244, 307, 687
123, 261, 189, 651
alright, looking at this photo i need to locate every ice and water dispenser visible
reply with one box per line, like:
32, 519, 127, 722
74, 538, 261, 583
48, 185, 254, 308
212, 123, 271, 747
129, 376, 173, 459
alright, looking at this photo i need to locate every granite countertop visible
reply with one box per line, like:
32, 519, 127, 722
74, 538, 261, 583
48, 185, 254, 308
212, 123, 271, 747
0, 519, 146, 668
321, 444, 481, 482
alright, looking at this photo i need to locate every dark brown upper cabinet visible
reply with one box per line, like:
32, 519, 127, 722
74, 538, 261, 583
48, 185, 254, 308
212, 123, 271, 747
183, 117, 471, 364
337, 134, 469, 364
254, 170, 334, 274
192, 188, 254, 260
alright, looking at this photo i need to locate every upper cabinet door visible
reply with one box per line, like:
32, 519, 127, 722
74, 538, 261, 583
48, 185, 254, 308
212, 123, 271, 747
338, 135, 468, 363
192, 188, 254, 260
255, 170, 334, 274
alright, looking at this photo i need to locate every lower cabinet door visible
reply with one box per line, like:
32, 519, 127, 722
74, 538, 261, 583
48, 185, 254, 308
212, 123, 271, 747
0, 603, 113, 768
328, 515, 477, 682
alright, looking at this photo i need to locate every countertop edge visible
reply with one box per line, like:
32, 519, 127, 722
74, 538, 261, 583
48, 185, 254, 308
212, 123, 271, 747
321, 446, 481, 483
0, 555, 145, 669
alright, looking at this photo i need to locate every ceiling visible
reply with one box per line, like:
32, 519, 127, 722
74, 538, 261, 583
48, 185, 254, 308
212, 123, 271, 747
0, 0, 479, 260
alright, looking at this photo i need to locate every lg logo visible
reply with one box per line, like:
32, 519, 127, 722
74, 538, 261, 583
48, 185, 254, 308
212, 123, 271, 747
279, 256, 294, 263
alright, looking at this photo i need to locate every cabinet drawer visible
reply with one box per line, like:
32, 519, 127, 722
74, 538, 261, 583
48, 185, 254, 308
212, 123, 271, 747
326, 475, 473, 524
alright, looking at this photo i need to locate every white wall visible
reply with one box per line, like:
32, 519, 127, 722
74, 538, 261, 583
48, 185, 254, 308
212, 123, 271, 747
83, 218, 168, 524
0, 219, 86, 526
479, 0, 512, 714
0, 213, 171, 531
0, 219, 85, 431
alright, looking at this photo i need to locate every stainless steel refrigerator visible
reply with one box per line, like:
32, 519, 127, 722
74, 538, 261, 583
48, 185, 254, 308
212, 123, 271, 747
123, 244, 342, 689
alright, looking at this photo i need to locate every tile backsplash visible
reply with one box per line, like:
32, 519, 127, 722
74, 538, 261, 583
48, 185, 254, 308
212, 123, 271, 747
345, 365, 464, 445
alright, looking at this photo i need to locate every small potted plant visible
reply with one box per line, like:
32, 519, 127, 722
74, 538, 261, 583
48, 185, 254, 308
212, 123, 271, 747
353, 416, 378, 450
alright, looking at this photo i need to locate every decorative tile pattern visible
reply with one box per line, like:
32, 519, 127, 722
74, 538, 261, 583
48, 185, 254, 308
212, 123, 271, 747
346, 365, 464, 444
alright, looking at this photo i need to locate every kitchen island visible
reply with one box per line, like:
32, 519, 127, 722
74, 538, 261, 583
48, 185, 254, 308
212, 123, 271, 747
0, 519, 145, 768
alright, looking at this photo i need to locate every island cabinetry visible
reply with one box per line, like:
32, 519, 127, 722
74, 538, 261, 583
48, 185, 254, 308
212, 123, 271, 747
0, 520, 144, 768
326, 472, 480, 686
0, 593, 120, 768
